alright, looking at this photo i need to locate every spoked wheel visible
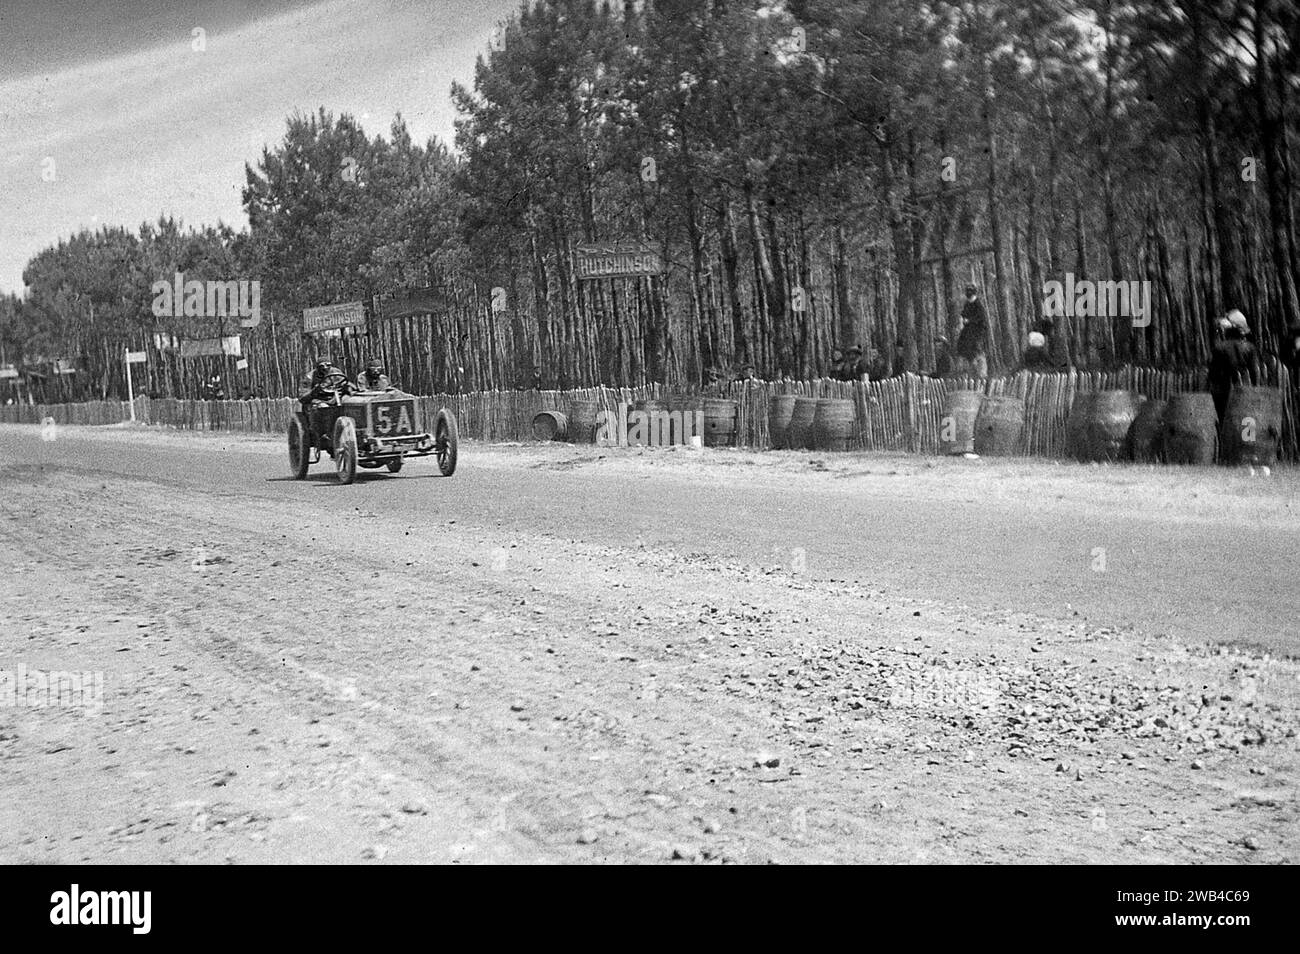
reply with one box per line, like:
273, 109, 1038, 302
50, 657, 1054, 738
386, 458, 404, 473
435, 409, 459, 477
288, 413, 310, 479
334, 417, 358, 485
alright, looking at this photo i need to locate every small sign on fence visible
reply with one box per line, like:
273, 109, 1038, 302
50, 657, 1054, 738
178, 336, 241, 358
125, 351, 147, 364
0, 366, 17, 379
303, 301, 367, 334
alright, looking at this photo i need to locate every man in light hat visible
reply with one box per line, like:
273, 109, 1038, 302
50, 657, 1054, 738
1021, 331, 1053, 371
1208, 309, 1260, 421
1037, 317, 1071, 370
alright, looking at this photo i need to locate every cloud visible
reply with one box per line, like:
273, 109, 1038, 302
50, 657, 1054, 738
0, 0, 515, 293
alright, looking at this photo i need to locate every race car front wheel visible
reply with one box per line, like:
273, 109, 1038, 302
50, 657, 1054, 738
435, 409, 458, 477
334, 418, 358, 485
288, 413, 310, 479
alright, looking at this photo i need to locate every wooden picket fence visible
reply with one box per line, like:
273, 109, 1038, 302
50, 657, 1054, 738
4, 366, 1295, 461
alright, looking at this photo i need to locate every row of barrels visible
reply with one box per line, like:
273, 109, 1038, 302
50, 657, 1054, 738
532, 397, 741, 446
545, 395, 861, 450
1067, 385, 1283, 466
938, 392, 1027, 456
768, 396, 858, 450
938, 385, 1283, 464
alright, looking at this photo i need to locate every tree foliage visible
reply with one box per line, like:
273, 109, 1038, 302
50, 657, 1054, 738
6, 0, 1298, 399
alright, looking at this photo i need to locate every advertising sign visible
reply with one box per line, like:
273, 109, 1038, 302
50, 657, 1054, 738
575, 241, 663, 280
303, 301, 367, 334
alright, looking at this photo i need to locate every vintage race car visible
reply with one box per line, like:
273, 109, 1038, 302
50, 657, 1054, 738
287, 373, 458, 484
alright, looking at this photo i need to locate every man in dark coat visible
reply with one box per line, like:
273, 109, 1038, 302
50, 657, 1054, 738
298, 354, 350, 412
954, 284, 989, 377
1208, 310, 1261, 422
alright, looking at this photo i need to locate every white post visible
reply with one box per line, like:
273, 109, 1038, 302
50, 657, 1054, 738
124, 347, 136, 421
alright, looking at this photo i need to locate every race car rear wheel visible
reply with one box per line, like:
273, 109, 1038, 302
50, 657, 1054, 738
386, 458, 403, 473
288, 413, 310, 479
334, 417, 358, 485
435, 409, 459, 477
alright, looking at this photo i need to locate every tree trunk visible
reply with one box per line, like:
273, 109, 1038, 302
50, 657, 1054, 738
718, 193, 748, 368
1253, 0, 1300, 337
744, 177, 787, 374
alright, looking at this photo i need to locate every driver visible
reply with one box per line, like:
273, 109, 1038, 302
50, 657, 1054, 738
356, 357, 391, 391
298, 353, 350, 411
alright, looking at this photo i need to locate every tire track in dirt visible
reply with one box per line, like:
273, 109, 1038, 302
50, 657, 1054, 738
2, 460, 1297, 863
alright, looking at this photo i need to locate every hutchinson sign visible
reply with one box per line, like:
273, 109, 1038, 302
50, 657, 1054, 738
575, 241, 663, 280
303, 301, 367, 334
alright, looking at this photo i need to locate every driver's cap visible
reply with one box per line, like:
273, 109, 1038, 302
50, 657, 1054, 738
315, 354, 333, 366
366, 357, 383, 370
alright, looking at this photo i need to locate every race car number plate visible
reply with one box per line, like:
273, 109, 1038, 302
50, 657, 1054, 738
372, 399, 416, 437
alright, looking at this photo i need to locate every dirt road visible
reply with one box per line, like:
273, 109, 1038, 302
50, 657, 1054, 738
1, 423, 1296, 863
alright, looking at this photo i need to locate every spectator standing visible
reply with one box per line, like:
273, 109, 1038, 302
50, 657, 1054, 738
830, 348, 846, 381
1021, 331, 1053, 371
845, 345, 868, 381
1037, 318, 1071, 370
1208, 309, 1261, 421
954, 284, 989, 377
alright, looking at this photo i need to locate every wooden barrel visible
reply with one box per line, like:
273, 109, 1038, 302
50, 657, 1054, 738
702, 398, 738, 447
767, 394, 797, 449
1065, 392, 1096, 461
531, 410, 567, 442
1163, 392, 1217, 465
1127, 398, 1167, 463
974, 395, 1024, 456
812, 398, 855, 451
939, 390, 982, 455
1220, 385, 1282, 466
787, 397, 818, 450
1084, 390, 1143, 462
568, 398, 600, 444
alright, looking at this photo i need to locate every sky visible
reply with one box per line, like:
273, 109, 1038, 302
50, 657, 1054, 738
0, 0, 520, 294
